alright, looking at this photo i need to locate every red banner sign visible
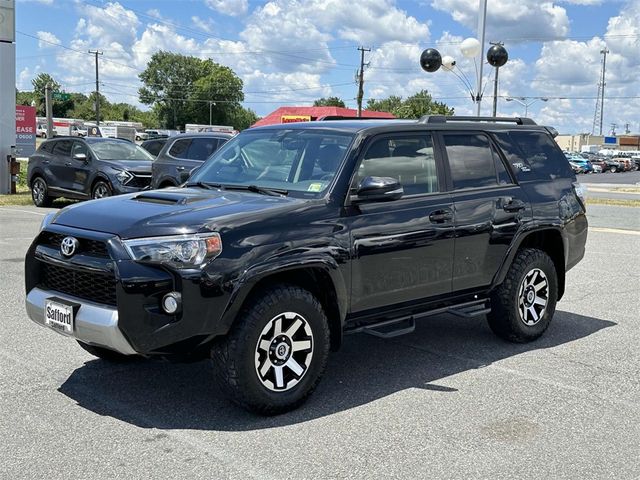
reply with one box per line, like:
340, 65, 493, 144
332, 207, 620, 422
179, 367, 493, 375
16, 105, 37, 157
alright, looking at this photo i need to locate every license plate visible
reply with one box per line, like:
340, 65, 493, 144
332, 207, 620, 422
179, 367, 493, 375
44, 298, 74, 334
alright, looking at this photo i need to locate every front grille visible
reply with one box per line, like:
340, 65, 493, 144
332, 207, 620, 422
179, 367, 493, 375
126, 173, 152, 189
39, 232, 109, 258
39, 262, 117, 306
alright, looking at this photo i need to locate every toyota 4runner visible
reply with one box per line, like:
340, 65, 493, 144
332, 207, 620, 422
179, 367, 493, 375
25, 116, 587, 414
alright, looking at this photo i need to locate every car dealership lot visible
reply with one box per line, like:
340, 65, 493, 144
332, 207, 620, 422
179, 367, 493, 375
0, 205, 638, 479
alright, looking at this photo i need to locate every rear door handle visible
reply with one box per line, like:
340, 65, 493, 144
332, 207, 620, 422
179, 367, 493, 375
501, 197, 526, 212
429, 209, 453, 223
176, 166, 185, 171
65, 162, 72, 166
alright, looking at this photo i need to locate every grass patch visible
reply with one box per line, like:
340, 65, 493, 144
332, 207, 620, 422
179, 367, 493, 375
586, 198, 640, 207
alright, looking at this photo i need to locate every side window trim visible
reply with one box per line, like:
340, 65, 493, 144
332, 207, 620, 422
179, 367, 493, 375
347, 130, 445, 200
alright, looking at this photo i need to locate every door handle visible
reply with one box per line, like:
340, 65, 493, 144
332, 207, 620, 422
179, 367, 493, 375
176, 166, 185, 171
501, 197, 526, 213
65, 162, 72, 166
42, 160, 50, 165
429, 209, 453, 223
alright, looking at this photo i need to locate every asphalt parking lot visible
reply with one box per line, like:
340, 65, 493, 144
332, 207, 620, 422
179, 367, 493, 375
0, 204, 638, 479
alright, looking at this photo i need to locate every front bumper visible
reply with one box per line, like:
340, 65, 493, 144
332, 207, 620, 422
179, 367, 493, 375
26, 287, 137, 355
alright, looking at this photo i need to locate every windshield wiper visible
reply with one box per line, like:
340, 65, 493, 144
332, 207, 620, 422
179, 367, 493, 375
184, 181, 224, 190
227, 184, 288, 196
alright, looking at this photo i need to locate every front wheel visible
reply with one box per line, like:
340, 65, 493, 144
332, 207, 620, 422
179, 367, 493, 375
211, 285, 330, 415
92, 180, 112, 199
31, 177, 53, 207
487, 248, 558, 343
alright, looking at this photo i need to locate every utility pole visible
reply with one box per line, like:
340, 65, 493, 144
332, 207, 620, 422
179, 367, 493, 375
45, 83, 53, 138
356, 46, 370, 117
598, 47, 609, 136
489, 41, 504, 117
89, 49, 103, 125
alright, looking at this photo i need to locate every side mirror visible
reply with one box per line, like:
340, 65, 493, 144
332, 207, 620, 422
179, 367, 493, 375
353, 176, 403, 203
73, 152, 88, 163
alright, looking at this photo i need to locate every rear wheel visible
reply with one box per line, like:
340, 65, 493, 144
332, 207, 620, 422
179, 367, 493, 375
92, 180, 112, 199
31, 177, 53, 207
487, 248, 558, 343
77, 341, 138, 362
211, 284, 330, 415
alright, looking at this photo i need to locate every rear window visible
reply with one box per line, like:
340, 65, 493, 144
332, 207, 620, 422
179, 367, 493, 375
39, 141, 54, 153
169, 139, 191, 159
52, 140, 72, 157
492, 131, 574, 181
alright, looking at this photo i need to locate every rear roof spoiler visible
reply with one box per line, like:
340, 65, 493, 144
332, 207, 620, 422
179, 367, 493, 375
418, 115, 537, 126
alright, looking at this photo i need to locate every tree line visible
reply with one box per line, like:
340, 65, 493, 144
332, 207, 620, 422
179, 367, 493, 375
17, 51, 453, 129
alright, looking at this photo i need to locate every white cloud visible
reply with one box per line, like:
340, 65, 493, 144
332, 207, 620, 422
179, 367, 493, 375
431, 0, 569, 42
191, 16, 213, 33
205, 0, 249, 17
36, 31, 60, 49
76, 2, 140, 47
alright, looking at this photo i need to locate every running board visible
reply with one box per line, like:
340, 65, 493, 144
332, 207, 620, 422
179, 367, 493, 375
345, 298, 491, 339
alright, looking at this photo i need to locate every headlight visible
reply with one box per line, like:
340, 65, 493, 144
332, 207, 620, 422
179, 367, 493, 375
122, 233, 222, 268
115, 170, 133, 184
39, 212, 56, 232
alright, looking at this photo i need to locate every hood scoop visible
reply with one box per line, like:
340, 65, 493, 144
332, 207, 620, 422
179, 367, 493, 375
132, 190, 214, 205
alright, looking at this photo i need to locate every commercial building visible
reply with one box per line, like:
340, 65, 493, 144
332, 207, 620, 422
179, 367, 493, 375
252, 106, 395, 128
555, 134, 640, 153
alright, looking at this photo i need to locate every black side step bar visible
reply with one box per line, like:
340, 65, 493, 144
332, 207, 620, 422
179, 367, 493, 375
346, 299, 491, 339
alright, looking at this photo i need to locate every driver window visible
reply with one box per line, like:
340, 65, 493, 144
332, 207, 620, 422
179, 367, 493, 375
356, 134, 439, 195
71, 142, 89, 160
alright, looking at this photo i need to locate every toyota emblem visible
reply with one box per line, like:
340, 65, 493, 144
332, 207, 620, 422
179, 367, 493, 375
60, 236, 79, 257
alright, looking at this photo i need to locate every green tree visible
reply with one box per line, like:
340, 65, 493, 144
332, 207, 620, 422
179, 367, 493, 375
187, 66, 245, 126
229, 107, 260, 130
313, 96, 346, 107
139, 51, 245, 129
366, 90, 454, 119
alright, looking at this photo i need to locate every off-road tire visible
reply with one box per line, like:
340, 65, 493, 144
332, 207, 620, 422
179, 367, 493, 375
77, 340, 138, 362
487, 248, 558, 343
211, 284, 330, 415
31, 176, 53, 207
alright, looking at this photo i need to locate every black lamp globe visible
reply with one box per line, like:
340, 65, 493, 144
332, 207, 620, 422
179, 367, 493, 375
487, 44, 508, 67
420, 48, 442, 73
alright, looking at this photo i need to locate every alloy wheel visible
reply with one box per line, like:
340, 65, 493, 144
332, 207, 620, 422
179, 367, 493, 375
93, 183, 110, 199
32, 179, 46, 204
254, 312, 314, 391
517, 268, 549, 326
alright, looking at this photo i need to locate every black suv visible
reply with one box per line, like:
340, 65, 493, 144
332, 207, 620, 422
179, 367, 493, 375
151, 133, 232, 188
25, 116, 587, 414
28, 137, 154, 206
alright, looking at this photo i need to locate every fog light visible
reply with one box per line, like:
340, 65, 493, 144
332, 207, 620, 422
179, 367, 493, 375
162, 292, 181, 314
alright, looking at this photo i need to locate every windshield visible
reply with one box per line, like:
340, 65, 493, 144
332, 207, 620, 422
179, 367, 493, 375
89, 140, 154, 161
191, 129, 354, 196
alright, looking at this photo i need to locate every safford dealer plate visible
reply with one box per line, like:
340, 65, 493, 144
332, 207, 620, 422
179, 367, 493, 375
44, 298, 74, 334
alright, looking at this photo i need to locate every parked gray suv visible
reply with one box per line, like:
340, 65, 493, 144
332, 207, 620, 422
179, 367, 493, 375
151, 133, 232, 188
27, 137, 154, 207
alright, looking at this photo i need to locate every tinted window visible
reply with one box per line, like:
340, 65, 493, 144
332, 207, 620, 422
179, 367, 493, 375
39, 142, 54, 153
357, 134, 439, 195
187, 138, 220, 161
144, 140, 165, 157
52, 140, 72, 157
492, 131, 574, 181
443, 134, 497, 190
169, 139, 191, 159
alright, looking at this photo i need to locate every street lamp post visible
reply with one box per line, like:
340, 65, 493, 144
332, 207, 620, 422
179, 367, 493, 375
505, 97, 548, 117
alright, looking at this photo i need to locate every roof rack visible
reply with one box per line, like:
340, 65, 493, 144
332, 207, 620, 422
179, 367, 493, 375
418, 115, 537, 126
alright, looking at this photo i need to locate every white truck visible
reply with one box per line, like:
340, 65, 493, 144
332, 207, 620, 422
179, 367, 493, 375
86, 124, 136, 142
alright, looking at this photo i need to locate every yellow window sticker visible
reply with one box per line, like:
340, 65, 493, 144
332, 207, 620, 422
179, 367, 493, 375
308, 183, 323, 192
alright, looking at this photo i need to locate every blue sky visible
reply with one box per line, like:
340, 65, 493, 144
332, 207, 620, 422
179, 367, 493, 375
14, 0, 640, 133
